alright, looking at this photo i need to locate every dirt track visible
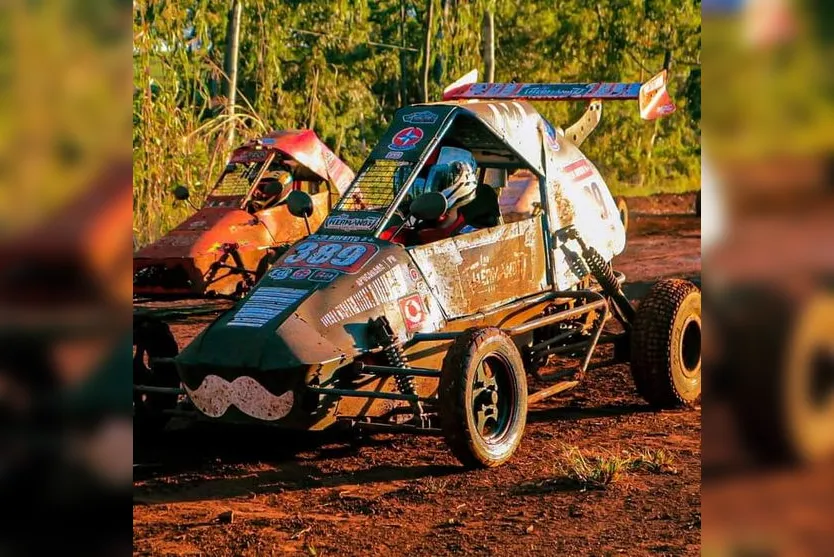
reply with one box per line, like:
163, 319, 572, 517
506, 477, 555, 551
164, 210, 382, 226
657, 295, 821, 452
134, 193, 702, 556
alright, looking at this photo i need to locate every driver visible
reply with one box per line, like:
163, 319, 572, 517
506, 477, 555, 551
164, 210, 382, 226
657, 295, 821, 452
413, 158, 479, 243
249, 166, 293, 211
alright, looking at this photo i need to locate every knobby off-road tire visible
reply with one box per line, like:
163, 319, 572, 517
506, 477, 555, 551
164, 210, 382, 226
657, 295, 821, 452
133, 317, 180, 437
439, 328, 528, 468
631, 279, 702, 407
616, 196, 629, 232
731, 292, 834, 464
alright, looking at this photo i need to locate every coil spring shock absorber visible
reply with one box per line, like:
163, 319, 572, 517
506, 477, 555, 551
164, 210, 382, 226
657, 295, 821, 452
368, 317, 424, 417
564, 227, 636, 324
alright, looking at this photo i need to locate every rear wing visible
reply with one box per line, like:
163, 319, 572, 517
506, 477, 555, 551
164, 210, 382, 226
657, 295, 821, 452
442, 70, 676, 121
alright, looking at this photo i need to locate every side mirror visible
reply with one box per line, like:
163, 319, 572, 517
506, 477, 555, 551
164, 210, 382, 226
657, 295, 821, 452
286, 190, 314, 218
173, 185, 190, 201
410, 191, 447, 221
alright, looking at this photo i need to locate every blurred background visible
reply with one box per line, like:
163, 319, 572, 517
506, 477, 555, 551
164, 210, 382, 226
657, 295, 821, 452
0, 0, 132, 555
702, 0, 834, 554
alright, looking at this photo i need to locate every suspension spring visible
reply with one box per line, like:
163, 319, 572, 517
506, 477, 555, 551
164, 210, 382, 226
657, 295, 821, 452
583, 245, 620, 295
367, 316, 425, 422
369, 316, 417, 396
383, 341, 417, 395
561, 226, 635, 324
582, 243, 635, 322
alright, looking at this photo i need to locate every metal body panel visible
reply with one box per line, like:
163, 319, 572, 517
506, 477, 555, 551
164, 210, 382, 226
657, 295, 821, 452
540, 132, 626, 289
407, 218, 548, 318
133, 191, 330, 297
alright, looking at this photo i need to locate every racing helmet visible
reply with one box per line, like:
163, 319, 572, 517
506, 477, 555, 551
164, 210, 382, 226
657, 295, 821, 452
438, 160, 478, 211
421, 147, 478, 211
258, 167, 294, 204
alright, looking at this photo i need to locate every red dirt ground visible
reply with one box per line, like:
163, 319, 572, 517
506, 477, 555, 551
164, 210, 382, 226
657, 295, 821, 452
134, 193, 702, 556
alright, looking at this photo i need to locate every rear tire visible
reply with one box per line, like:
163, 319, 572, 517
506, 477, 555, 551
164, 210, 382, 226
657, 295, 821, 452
731, 293, 834, 463
630, 279, 701, 407
439, 328, 528, 468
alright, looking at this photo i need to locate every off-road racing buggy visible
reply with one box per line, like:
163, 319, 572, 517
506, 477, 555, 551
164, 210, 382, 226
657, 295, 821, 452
133, 130, 353, 432
134, 130, 353, 299
172, 71, 701, 467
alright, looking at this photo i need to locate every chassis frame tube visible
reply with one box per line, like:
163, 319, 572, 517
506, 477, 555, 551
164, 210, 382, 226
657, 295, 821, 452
355, 363, 441, 378
308, 386, 435, 403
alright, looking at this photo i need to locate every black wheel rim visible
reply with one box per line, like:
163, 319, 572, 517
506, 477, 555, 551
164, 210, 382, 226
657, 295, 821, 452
471, 353, 516, 444
810, 347, 834, 409
680, 317, 702, 377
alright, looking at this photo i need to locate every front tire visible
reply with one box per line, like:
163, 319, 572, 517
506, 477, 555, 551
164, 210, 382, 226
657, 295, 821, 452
630, 279, 702, 407
133, 317, 180, 436
439, 328, 528, 468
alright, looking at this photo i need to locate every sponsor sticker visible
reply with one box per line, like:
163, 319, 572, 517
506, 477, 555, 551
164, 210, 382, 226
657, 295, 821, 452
291, 268, 312, 280
309, 269, 339, 282
323, 214, 381, 232
228, 287, 308, 328
389, 127, 424, 151
268, 267, 293, 281
402, 110, 438, 124
398, 294, 426, 332
467, 83, 524, 97
563, 159, 594, 182
384, 150, 404, 160
320, 266, 410, 327
543, 120, 561, 152
657, 103, 676, 115
229, 149, 268, 163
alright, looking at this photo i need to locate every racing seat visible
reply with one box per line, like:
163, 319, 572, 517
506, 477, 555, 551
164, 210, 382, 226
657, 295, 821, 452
460, 183, 503, 228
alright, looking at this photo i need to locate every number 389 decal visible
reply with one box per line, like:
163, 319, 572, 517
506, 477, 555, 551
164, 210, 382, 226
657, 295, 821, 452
282, 240, 379, 273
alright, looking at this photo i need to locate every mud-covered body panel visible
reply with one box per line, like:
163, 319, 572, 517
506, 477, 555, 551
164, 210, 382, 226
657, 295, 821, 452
408, 218, 548, 318
133, 192, 330, 297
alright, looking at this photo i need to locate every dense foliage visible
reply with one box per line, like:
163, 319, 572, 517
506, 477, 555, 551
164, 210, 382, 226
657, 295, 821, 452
134, 0, 701, 245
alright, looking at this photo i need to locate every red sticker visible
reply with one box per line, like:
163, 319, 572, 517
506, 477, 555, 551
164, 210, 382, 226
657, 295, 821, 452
389, 127, 424, 151
398, 294, 426, 332
563, 159, 594, 182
